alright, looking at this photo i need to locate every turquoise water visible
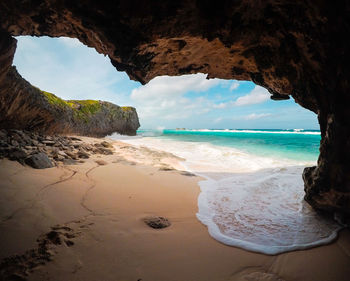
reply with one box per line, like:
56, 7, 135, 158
137, 129, 321, 162
116, 128, 342, 255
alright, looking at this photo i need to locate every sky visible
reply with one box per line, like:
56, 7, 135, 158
13, 36, 319, 130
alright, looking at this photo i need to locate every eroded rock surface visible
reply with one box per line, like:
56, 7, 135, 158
0, 1, 349, 216
0, 67, 140, 137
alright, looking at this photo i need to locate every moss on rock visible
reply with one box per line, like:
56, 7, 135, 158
42, 91, 71, 109
121, 106, 134, 112
35, 85, 139, 134
41, 90, 103, 122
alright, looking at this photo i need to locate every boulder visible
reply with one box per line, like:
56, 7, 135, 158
77, 151, 89, 159
42, 140, 55, 146
100, 141, 113, 148
25, 152, 53, 169
65, 151, 78, 160
8, 147, 29, 162
100, 148, 113, 155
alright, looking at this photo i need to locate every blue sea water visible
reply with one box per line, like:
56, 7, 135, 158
138, 128, 321, 162
112, 128, 341, 255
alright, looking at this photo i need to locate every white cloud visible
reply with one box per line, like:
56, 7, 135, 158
230, 81, 239, 91
213, 102, 228, 109
245, 113, 272, 120
212, 85, 270, 109
131, 74, 220, 101
131, 74, 221, 120
212, 101, 235, 109
234, 85, 270, 106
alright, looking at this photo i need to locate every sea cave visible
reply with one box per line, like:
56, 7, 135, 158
0, 1, 349, 280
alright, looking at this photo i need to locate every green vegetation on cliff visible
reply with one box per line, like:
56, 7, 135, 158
69, 100, 102, 115
40, 89, 136, 124
41, 90, 103, 122
121, 106, 134, 112
42, 91, 72, 109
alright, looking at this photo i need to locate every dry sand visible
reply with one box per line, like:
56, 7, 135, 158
0, 136, 349, 281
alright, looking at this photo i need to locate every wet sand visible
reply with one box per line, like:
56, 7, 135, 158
0, 137, 349, 281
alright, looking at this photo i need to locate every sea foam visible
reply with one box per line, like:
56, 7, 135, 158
115, 134, 342, 255
196, 167, 341, 254
177, 128, 321, 135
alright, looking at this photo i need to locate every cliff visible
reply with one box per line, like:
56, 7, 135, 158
0, 66, 140, 137
0, 0, 349, 217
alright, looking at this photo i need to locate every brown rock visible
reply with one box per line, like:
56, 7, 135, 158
95, 160, 108, 166
25, 152, 53, 169
8, 147, 29, 162
10, 140, 19, 147
0, 129, 7, 139
77, 151, 89, 159
69, 137, 82, 141
57, 151, 67, 158
42, 140, 55, 146
100, 148, 113, 155
65, 151, 78, 160
53, 154, 65, 161
100, 141, 113, 148
143, 216, 171, 229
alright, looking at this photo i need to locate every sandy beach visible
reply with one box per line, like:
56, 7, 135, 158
0, 136, 349, 281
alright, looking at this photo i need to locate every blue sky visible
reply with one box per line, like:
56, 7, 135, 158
13, 36, 319, 130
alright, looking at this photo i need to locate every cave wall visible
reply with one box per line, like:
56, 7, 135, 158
0, 0, 349, 216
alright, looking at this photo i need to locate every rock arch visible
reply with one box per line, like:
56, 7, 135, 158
0, 0, 349, 216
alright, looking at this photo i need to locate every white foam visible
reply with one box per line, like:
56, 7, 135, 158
121, 137, 309, 172
120, 136, 342, 255
197, 167, 341, 255
174, 129, 321, 135
107, 132, 143, 140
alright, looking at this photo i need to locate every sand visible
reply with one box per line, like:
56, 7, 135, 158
0, 136, 349, 281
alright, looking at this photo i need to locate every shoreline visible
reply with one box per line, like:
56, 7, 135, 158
116, 134, 343, 255
0, 135, 349, 280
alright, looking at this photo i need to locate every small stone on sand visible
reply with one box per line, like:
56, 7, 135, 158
143, 216, 171, 229
95, 160, 108, 165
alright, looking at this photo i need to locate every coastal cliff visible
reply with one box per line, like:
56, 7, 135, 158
0, 1, 349, 217
0, 66, 140, 137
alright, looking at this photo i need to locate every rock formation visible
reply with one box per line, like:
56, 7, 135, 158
0, 129, 116, 168
0, 67, 140, 136
0, 1, 349, 217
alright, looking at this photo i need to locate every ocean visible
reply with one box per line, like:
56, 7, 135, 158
111, 129, 342, 255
